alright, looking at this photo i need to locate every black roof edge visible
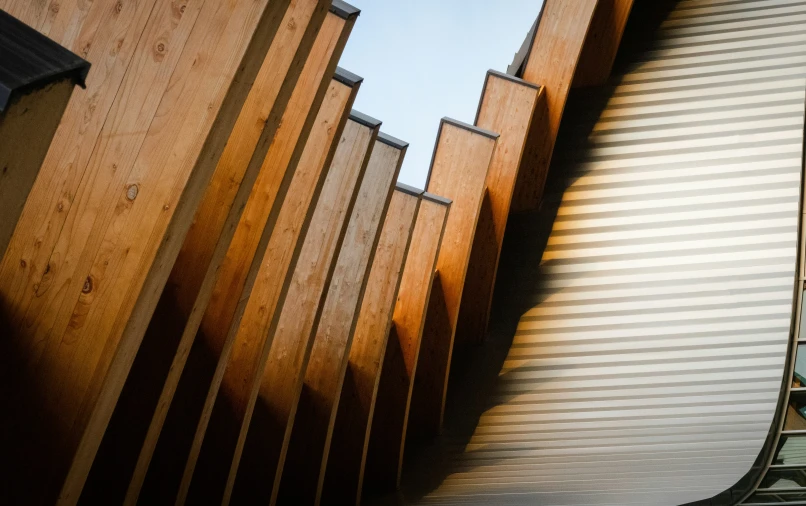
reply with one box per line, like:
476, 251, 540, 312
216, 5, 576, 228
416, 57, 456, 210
377, 131, 409, 150
423, 192, 452, 206
486, 69, 541, 90
334, 66, 364, 87
441, 117, 499, 140
330, 0, 360, 19
395, 182, 424, 197
349, 109, 382, 129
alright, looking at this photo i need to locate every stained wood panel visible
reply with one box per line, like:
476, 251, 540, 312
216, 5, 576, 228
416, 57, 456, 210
135, 14, 359, 506
510, 0, 599, 212
363, 193, 451, 495
78, 3, 331, 504
278, 131, 407, 504
0, 0, 304, 504
226, 110, 378, 506
455, 72, 544, 346
573, 0, 634, 88
321, 183, 422, 506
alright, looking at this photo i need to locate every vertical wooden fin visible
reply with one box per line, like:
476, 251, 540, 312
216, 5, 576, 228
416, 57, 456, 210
573, 0, 635, 88
455, 72, 544, 346
321, 182, 422, 506
510, 0, 599, 212
363, 193, 451, 495
136, 12, 357, 506
228, 105, 375, 506
0, 0, 306, 503
278, 128, 407, 504
80, 2, 329, 504
0, 9, 89, 260
407, 119, 498, 443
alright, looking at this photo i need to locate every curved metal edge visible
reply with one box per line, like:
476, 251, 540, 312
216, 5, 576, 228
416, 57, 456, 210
683, 89, 806, 506
395, 182, 424, 198
330, 0, 360, 20
334, 66, 364, 88
349, 109, 382, 130
422, 192, 452, 207
377, 131, 409, 150
474, 69, 542, 126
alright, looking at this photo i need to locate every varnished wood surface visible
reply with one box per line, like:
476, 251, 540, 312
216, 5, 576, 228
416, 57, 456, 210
573, 0, 634, 88
511, 0, 599, 212
407, 121, 497, 442
135, 14, 356, 506
278, 135, 405, 505
363, 195, 451, 495
455, 74, 544, 346
228, 114, 375, 506
80, 2, 329, 504
321, 185, 421, 506
0, 0, 298, 503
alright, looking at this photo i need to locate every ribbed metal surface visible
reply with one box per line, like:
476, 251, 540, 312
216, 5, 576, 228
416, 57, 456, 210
413, 1, 806, 504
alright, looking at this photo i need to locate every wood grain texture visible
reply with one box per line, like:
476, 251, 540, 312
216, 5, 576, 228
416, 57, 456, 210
278, 136, 406, 505
0, 79, 75, 261
79, 2, 329, 504
510, 0, 599, 212
136, 14, 355, 506
573, 0, 634, 88
0, 0, 303, 503
363, 195, 450, 495
407, 122, 497, 443
320, 186, 421, 506
226, 114, 375, 506
455, 75, 544, 346
181, 76, 359, 506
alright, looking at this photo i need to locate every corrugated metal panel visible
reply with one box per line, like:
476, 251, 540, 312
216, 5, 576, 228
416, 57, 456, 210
407, 1, 806, 504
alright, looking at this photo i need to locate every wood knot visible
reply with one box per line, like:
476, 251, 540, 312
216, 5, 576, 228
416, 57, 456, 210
154, 40, 167, 61
57, 202, 64, 212
50, 2, 59, 13
287, 18, 297, 30
126, 184, 139, 201
82, 277, 93, 294
115, 1, 123, 14
19, 260, 26, 268
44, 264, 50, 275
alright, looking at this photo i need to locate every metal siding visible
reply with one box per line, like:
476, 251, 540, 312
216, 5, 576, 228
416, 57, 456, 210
412, 1, 806, 504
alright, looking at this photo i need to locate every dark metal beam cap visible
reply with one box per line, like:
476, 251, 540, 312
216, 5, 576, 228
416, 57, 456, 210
330, 0, 361, 19
441, 117, 500, 140
334, 66, 364, 87
377, 132, 409, 150
423, 192, 452, 206
349, 109, 382, 129
395, 182, 424, 197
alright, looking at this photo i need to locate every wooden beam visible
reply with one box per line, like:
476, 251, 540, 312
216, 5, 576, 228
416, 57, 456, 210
77, 2, 330, 504
573, 0, 634, 88
134, 12, 359, 505
321, 183, 423, 506
278, 130, 407, 504
510, 0, 599, 212
0, 10, 89, 261
455, 72, 544, 346
407, 120, 497, 445
226, 110, 378, 506
363, 193, 451, 495
0, 0, 306, 503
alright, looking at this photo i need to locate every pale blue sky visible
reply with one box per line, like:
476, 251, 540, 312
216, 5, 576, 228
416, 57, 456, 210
339, 0, 544, 189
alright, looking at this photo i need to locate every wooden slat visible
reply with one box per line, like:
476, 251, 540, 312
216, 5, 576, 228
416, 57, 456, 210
135, 13, 358, 506
0, 79, 75, 261
573, 0, 635, 88
363, 193, 451, 495
226, 111, 377, 506
407, 120, 497, 445
278, 131, 406, 505
510, 0, 599, 212
321, 183, 422, 506
455, 73, 544, 346
77, 2, 330, 504
0, 0, 303, 504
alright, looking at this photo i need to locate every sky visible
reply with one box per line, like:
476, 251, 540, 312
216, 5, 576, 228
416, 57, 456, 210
338, 0, 544, 189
